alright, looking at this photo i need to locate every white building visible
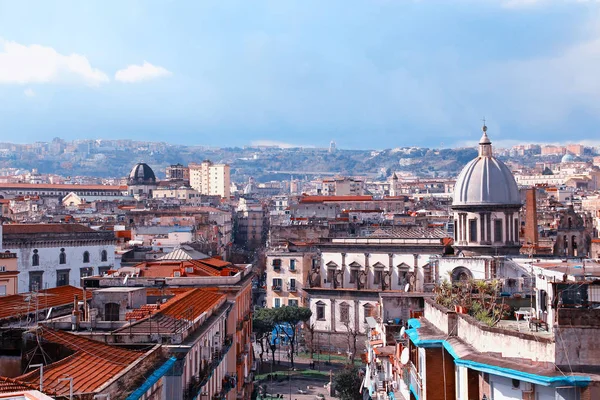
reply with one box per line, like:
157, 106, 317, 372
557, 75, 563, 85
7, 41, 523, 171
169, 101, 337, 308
452, 125, 522, 256
189, 161, 231, 198
1, 224, 116, 293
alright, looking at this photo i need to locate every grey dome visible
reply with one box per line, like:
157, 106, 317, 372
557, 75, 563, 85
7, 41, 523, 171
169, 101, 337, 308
561, 153, 575, 163
128, 163, 156, 185
453, 129, 520, 207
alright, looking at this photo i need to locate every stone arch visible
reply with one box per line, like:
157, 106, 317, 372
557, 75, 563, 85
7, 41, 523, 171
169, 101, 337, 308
450, 266, 473, 283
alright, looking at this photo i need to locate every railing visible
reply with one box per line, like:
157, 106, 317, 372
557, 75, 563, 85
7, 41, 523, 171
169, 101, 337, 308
409, 362, 422, 400
287, 284, 297, 292
272, 285, 282, 291
189, 336, 234, 400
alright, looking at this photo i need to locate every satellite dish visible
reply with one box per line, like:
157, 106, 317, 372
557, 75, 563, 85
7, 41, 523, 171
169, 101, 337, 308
400, 348, 409, 365
400, 326, 405, 338
404, 283, 410, 292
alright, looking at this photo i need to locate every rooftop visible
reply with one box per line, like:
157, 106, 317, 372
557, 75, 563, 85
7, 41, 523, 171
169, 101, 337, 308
2, 224, 97, 235
17, 327, 149, 395
0, 286, 91, 321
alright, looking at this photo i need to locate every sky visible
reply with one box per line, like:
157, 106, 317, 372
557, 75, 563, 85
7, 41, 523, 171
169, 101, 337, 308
1, 0, 600, 149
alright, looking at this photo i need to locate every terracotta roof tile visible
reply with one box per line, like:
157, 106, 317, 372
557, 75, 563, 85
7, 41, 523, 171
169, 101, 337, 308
0, 376, 43, 394
18, 327, 143, 395
0, 183, 126, 191
2, 224, 97, 234
299, 195, 373, 203
0, 286, 91, 320
116, 289, 225, 334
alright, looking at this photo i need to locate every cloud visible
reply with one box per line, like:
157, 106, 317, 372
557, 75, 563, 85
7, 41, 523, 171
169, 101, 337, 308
114, 61, 171, 83
0, 40, 109, 86
23, 88, 35, 97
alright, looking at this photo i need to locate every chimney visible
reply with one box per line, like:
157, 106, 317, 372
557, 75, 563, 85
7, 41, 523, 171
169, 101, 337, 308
72, 295, 80, 331
524, 188, 539, 252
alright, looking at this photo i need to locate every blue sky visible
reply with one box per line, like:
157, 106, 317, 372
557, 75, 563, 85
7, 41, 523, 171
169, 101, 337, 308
0, 0, 599, 149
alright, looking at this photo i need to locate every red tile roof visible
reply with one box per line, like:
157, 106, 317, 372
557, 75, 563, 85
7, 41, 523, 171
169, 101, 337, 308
18, 327, 144, 395
2, 224, 96, 234
0, 376, 43, 394
132, 259, 238, 278
299, 195, 374, 203
0, 183, 126, 190
0, 286, 91, 320
116, 288, 225, 333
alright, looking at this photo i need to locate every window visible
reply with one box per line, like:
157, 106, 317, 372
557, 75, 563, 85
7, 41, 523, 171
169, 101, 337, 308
339, 302, 350, 323
80, 267, 94, 279
289, 259, 296, 271
350, 270, 358, 284
316, 301, 326, 320
32, 249, 39, 267
0, 285, 5, 296
101, 250, 108, 262
374, 270, 382, 285
105, 303, 120, 321
272, 259, 281, 270
469, 219, 477, 242
56, 270, 70, 287
98, 266, 111, 276
83, 251, 90, 263
0, 266, 5, 273
59, 248, 66, 265
326, 269, 335, 283
272, 278, 282, 289
288, 278, 296, 291
274, 298, 281, 308
288, 299, 298, 307
494, 219, 503, 242
29, 271, 43, 291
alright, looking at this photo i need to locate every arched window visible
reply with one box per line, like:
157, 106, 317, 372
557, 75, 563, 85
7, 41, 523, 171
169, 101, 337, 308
59, 248, 66, 265
32, 249, 39, 267
83, 251, 90, 263
101, 250, 108, 262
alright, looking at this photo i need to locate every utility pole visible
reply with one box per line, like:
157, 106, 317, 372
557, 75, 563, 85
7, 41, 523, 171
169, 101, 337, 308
29, 364, 44, 392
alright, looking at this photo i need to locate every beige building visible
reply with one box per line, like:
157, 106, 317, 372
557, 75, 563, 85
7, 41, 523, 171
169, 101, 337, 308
0, 251, 18, 296
189, 161, 231, 198
152, 186, 202, 202
265, 247, 317, 308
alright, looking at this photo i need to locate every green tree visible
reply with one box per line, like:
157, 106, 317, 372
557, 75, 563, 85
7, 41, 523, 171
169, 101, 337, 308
252, 308, 275, 366
333, 366, 363, 400
270, 306, 312, 369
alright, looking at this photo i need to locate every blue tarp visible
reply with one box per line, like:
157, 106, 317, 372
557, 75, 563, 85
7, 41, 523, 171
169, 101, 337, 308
126, 356, 177, 400
270, 322, 295, 345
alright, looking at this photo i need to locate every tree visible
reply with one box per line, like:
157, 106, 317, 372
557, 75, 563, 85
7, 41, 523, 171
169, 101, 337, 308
333, 366, 363, 400
252, 308, 275, 368
270, 306, 312, 369
343, 321, 359, 364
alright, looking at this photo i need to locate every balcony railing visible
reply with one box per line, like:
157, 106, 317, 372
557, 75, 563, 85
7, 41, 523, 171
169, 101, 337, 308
272, 285, 282, 292
409, 361, 422, 400
287, 284, 297, 292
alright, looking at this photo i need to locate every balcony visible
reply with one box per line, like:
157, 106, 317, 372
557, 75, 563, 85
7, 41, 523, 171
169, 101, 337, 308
272, 285, 282, 292
287, 284, 297, 292
409, 362, 423, 400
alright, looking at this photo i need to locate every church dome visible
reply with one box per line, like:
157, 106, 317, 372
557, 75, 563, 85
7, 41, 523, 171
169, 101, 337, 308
453, 127, 520, 207
561, 153, 575, 163
128, 163, 157, 185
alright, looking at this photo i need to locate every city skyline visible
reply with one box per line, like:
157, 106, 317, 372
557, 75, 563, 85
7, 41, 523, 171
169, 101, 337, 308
1, 1, 600, 149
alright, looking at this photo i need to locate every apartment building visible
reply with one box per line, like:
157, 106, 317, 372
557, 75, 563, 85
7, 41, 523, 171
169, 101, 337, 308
189, 160, 231, 198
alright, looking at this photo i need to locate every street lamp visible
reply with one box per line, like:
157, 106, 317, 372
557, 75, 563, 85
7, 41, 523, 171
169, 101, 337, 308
28, 364, 44, 392
58, 377, 73, 400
